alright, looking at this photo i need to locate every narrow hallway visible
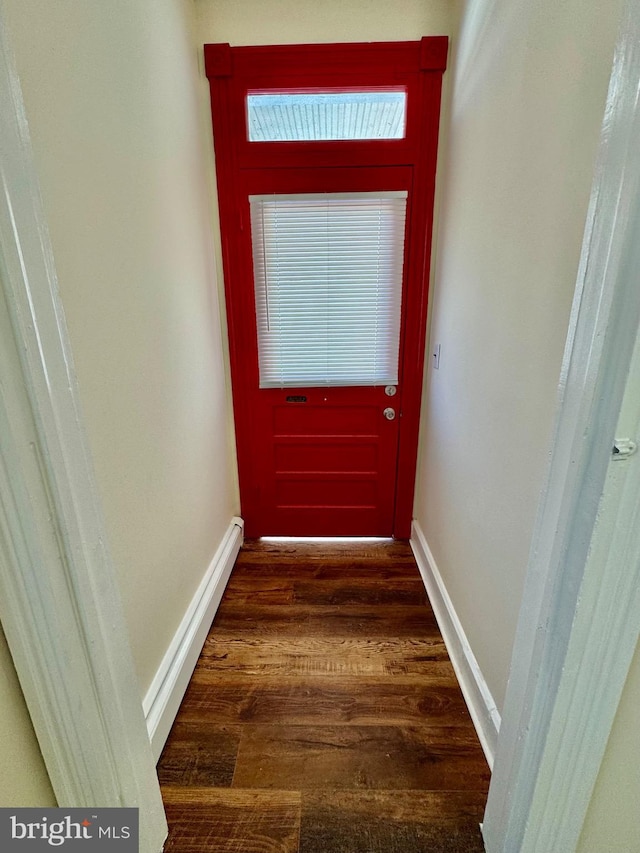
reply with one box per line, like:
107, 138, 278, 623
158, 540, 489, 852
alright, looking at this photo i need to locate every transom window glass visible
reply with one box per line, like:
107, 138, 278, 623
250, 191, 407, 388
247, 91, 407, 141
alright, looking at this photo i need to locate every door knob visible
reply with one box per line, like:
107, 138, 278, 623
383, 407, 396, 421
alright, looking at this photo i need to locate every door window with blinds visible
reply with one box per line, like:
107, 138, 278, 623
249, 191, 407, 388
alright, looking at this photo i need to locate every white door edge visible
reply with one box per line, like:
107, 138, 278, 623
483, 2, 640, 850
0, 5, 167, 851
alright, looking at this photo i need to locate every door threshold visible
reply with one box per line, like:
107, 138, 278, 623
260, 536, 393, 543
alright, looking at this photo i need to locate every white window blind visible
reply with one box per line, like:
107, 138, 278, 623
249, 191, 407, 388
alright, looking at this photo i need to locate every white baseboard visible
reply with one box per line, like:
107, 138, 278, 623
410, 520, 501, 768
143, 516, 244, 762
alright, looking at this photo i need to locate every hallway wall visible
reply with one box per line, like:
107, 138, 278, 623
576, 324, 640, 852
577, 640, 640, 853
413, 0, 623, 711
0, 626, 55, 807
3, 0, 238, 697
195, 0, 453, 44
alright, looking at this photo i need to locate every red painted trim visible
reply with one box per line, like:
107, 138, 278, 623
420, 35, 449, 70
393, 70, 445, 538
206, 39, 448, 538
227, 41, 433, 75
206, 55, 260, 527
204, 43, 232, 78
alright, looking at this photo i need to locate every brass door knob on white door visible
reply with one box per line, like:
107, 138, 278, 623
383, 407, 396, 420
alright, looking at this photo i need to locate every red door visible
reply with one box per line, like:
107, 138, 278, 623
206, 40, 447, 538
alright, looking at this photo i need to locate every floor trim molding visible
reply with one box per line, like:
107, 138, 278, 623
143, 516, 244, 761
410, 520, 501, 767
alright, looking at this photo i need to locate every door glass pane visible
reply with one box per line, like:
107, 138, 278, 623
250, 191, 407, 388
247, 91, 407, 141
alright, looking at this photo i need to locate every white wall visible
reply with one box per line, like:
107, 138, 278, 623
414, 0, 623, 711
575, 317, 640, 852
0, 627, 55, 806
577, 642, 640, 853
3, 0, 238, 696
195, 0, 453, 44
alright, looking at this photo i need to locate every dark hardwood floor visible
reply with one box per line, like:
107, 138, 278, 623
158, 540, 489, 853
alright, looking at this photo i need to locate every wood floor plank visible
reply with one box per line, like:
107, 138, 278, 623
232, 725, 490, 792
213, 603, 311, 632
238, 539, 414, 561
198, 635, 453, 677
300, 790, 486, 853
231, 561, 421, 580
161, 787, 300, 853
175, 678, 473, 726
225, 574, 427, 606
222, 576, 295, 605
212, 604, 440, 638
231, 546, 422, 578
157, 723, 240, 787
191, 661, 459, 684
291, 578, 428, 606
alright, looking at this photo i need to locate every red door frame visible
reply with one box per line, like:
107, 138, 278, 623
205, 38, 448, 539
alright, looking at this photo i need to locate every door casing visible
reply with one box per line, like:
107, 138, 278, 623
205, 38, 448, 537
